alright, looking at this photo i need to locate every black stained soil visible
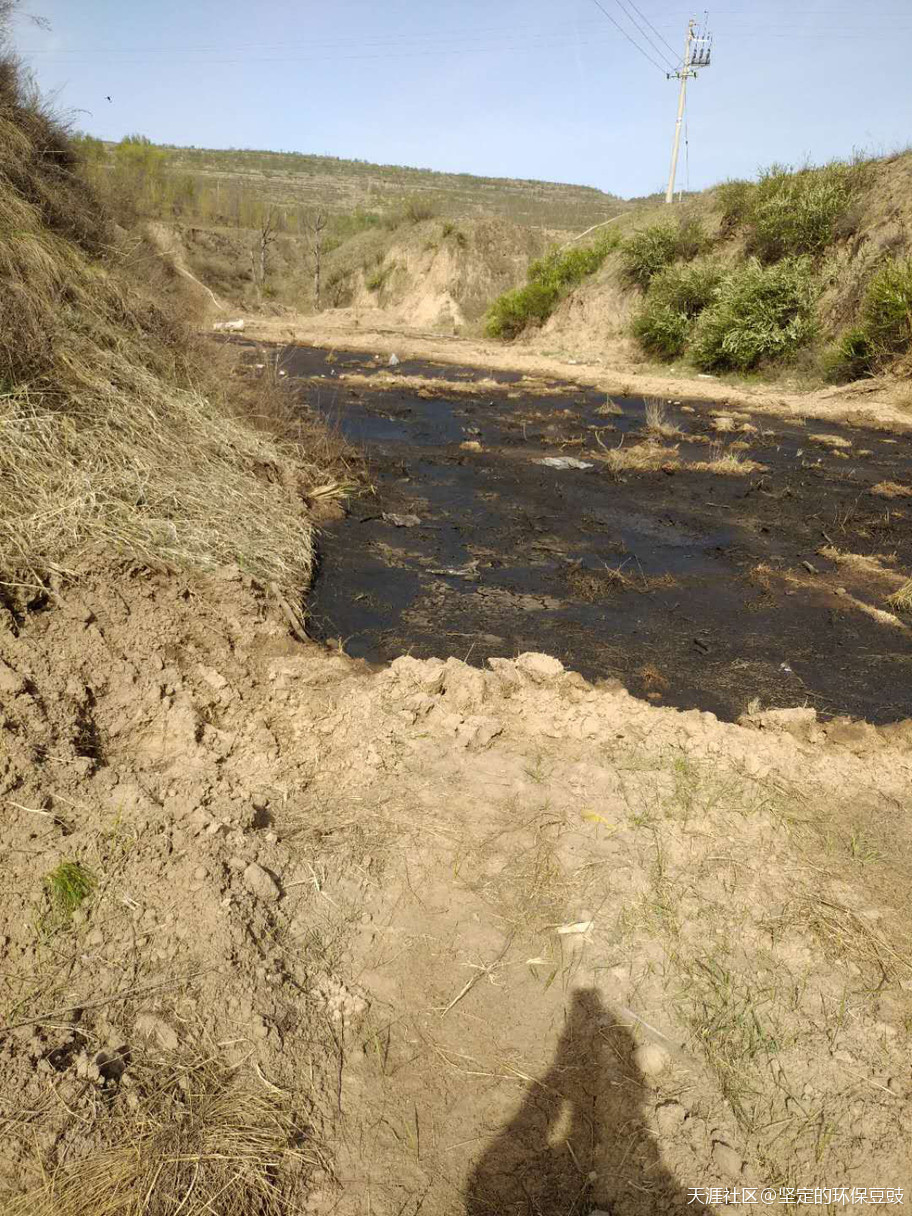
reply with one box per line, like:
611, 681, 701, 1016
273, 344, 912, 724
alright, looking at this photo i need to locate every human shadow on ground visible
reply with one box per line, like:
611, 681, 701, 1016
464, 987, 707, 1216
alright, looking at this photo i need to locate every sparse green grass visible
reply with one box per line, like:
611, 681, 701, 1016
690, 257, 818, 371
42, 861, 95, 929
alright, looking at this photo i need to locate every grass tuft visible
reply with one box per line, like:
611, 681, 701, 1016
886, 579, 912, 614
42, 861, 95, 929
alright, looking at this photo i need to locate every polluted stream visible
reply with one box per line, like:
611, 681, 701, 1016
270, 345, 912, 724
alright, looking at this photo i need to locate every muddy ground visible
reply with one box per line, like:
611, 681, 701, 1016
270, 345, 912, 724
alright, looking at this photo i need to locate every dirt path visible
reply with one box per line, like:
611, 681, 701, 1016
1, 570, 910, 1213
243, 310, 912, 433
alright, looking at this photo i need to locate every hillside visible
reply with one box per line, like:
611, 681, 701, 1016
486, 151, 912, 391
103, 140, 628, 230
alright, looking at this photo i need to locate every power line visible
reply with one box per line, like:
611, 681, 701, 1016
587, 0, 668, 73
611, 0, 678, 70
619, 0, 682, 64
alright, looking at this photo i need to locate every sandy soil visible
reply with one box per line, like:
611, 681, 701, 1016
241, 309, 912, 434
1, 566, 910, 1214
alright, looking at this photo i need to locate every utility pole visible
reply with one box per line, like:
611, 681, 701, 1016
665, 17, 712, 204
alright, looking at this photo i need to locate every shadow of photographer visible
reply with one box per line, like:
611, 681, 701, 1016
464, 987, 707, 1216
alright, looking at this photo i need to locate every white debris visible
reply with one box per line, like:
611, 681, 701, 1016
536, 457, 593, 471
555, 920, 594, 935
388, 353, 400, 367
213, 319, 245, 332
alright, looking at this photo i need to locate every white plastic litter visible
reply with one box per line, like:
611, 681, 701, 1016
388, 353, 400, 367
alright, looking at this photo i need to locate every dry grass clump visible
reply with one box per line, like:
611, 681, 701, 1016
0, 54, 318, 600
887, 579, 912, 614
688, 442, 768, 475
593, 434, 679, 477
595, 395, 624, 417
643, 398, 682, 439
809, 432, 852, 449
870, 480, 912, 499
566, 562, 677, 599
7, 1054, 320, 1216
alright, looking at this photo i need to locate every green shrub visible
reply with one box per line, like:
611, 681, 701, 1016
485, 230, 618, 339
621, 218, 707, 287
485, 281, 561, 339
740, 163, 864, 262
632, 259, 722, 359
861, 256, 912, 358
822, 258, 912, 381
716, 179, 755, 233
820, 327, 873, 383
690, 257, 818, 371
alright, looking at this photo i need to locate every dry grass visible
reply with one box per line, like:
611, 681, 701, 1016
595, 395, 624, 417
7, 1052, 321, 1216
887, 579, 912, 614
593, 433, 680, 476
688, 442, 768, 475
643, 398, 682, 439
0, 56, 325, 603
566, 562, 677, 599
809, 432, 853, 449
870, 480, 912, 499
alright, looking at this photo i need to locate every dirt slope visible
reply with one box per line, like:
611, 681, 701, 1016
1, 568, 910, 1213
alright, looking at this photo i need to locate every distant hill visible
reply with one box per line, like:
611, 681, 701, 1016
147, 144, 628, 231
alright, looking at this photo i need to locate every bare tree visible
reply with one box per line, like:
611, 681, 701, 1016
256, 208, 277, 290
305, 211, 327, 311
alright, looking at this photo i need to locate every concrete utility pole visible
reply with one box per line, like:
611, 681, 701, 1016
665, 18, 712, 204
666, 20, 695, 204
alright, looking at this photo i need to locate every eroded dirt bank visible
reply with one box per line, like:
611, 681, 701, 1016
1, 569, 910, 1213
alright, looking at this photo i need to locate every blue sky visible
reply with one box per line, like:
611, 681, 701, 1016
13, 0, 912, 198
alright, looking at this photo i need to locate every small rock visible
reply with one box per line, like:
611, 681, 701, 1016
227, 855, 248, 872
460, 440, 483, 453
712, 1140, 743, 1179
192, 865, 208, 881
382, 512, 421, 528
243, 862, 281, 902
515, 653, 564, 682
633, 1043, 669, 1077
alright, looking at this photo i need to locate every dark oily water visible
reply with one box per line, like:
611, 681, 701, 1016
281, 345, 912, 724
